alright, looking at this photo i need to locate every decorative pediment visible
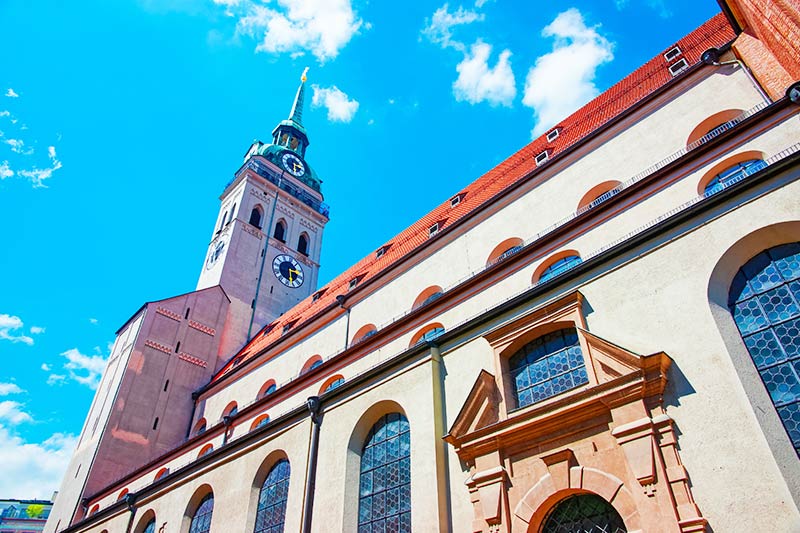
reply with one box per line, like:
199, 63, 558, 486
445, 370, 501, 446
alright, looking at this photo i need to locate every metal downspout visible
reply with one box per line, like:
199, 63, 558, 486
123, 494, 137, 533
428, 341, 452, 531
301, 396, 323, 533
336, 295, 351, 351
247, 171, 284, 341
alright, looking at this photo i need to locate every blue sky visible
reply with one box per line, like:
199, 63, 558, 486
0, 0, 722, 498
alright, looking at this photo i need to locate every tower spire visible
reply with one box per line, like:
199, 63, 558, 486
288, 67, 309, 127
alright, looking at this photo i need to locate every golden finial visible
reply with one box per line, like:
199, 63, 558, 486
301, 67, 309, 83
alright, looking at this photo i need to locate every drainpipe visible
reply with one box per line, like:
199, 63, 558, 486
301, 396, 323, 533
247, 172, 284, 341
123, 494, 137, 533
427, 340, 452, 531
186, 392, 199, 440
702, 47, 771, 104
335, 295, 351, 351
222, 415, 233, 445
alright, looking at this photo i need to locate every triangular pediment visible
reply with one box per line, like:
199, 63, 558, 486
446, 370, 501, 444
580, 329, 646, 384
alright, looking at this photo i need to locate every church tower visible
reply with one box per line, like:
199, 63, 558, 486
197, 68, 329, 355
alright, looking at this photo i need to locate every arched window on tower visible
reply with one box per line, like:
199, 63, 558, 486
541, 494, 626, 533
189, 493, 214, 533
729, 242, 800, 453
249, 205, 264, 229
254, 459, 291, 533
508, 328, 588, 409
274, 220, 287, 243
358, 413, 411, 531
297, 233, 309, 256
703, 159, 767, 196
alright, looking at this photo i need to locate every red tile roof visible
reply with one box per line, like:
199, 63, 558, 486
212, 14, 734, 383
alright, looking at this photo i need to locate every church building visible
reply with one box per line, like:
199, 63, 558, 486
45, 1, 800, 532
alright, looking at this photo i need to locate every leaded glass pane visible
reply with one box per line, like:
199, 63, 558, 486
254, 459, 290, 533
730, 243, 800, 455
509, 328, 589, 409
542, 494, 627, 533
143, 519, 156, 533
358, 413, 410, 531
539, 255, 582, 283
189, 494, 214, 533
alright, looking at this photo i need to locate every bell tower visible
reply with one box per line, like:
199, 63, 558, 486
197, 68, 329, 354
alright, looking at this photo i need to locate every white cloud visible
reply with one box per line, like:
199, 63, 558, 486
17, 155, 62, 188
311, 85, 359, 122
0, 427, 77, 499
0, 401, 33, 425
41, 363, 51, 372
0, 314, 35, 345
5, 89, 19, 98
48, 146, 57, 160
453, 40, 516, 107
0, 110, 9, 118
47, 374, 67, 386
30, 326, 45, 335
0, 383, 24, 396
58, 348, 108, 389
421, 4, 484, 52
231, 0, 364, 62
4, 138, 32, 155
89, 318, 98, 325
522, 8, 614, 138
614, 0, 671, 18
0, 161, 12, 180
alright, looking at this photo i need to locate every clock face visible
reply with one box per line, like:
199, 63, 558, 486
272, 254, 304, 288
281, 152, 306, 177
206, 239, 226, 269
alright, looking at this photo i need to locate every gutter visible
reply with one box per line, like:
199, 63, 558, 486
301, 397, 323, 533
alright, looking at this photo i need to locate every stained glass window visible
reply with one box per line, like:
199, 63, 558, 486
704, 159, 766, 195
542, 494, 627, 533
729, 242, 800, 453
143, 519, 156, 533
189, 493, 214, 533
254, 459, 290, 533
509, 328, 588, 409
358, 413, 411, 533
539, 256, 582, 283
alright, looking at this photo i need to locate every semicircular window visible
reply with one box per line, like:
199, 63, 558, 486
254, 459, 291, 533
704, 159, 766, 196
509, 328, 588, 409
189, 493, 214, 533
539, 255, 582, 284
729, 242, 800, 453
542, 494, 627, 533
358, 413, 411, 532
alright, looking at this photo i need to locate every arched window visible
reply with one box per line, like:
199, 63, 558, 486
412, 286, 443, 310
486, 238, 524, 266
542, 494, 626, 533
537, 255, 582, 284
703, 159, 767, 196
228, 203, 236, 225
258, 380, 277, 399
189, 493, 214, 533
686, 108, 743, 147
193, 418, 207, 436
509, 328, 588, 408
729, 242, 800, 453
154, 467, 169, 481
218, 211, 228, 232
254, 459, 290, 533
117, 489, 129, 501
297, 233, 309, 256
249, 206, 263, 229
321, 375, 345, 393
88, 505, 99, 516
410, 323, 445, 347
223, 401, 238, 419
577, 180, 622, 211
301, 356, 323, 375
198, 444, 214, 458
142, 519, 156, 533
352, 324, 378, 344
273, 220, 286, 242
358, 413, 411, 531
251, 414, 270, 430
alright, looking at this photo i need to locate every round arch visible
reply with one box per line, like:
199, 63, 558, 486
181, 484, 214, 533
197, 443, 214, 458
577, 180, 622, 211
221, 401, 238, 419
250, 413, 271, 430
532, 250, 582, 284
88, 504, 100, 517
409, 322, 445, 347
300, 355, 323, 375
706, 221, 800, 502
486, 237, 524, 266
696, 149, 766, 195
412, 286, 444, 310
133, 509, 156, 533
512, 467, 640, 532
154, 467, 170, 481
319, 374, 345, 394
116, 488, 129, 501
245, 450, 291, 533
686, 108, 743, 147
258, 379, 277, 399
248, 204, 264, 228
352, 324, 378, 344
191, 418, 207, 436
273, 218, 287, 242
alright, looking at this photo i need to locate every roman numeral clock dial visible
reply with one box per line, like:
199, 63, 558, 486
272, 254, 305, 288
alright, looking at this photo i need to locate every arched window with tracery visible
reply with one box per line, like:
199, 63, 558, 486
249, 205, 264, 229
273, 220, 287, 242
542, 494, 626, 533
509, 328, 588, 409
254, 459, 291, 533
703, 158, 767, 196
729, 242, 800, 453
358, 413, 411, 531
189, 493, 214, 533
298, 233, 309, 256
